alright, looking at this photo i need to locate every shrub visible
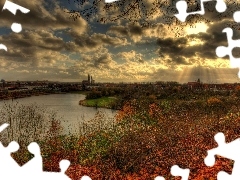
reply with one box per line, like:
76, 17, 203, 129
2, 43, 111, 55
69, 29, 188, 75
0, 102, 62, 146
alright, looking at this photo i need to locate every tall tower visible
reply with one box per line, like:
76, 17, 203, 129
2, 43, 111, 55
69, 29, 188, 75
88, 74, 90, 84
197, 78, 200, 83
91, 76, 93, 85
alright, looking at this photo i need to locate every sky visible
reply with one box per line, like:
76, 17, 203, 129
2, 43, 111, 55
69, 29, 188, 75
0, 0, 240, 83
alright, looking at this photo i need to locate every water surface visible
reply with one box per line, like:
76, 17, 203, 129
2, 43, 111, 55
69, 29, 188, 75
0, 93, 117, 134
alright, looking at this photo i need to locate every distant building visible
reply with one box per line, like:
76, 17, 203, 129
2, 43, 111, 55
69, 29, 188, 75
82, 80, 90, 85
187, 78, 202, 90
91, 76, 95, 84
82, 74, 95, 89
0, 79, 5, 89
88, 74, 91, 84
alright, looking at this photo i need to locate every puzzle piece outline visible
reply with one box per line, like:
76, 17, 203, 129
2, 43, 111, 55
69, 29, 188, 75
216, 27, 240, 66
0, 0, 30, 51
204, 132, 240, 179
0, 123, 92, 179
104, 0, 119, 3
1, 0, 240, 179
155, 164, 190, 180
175, 0, 227, 22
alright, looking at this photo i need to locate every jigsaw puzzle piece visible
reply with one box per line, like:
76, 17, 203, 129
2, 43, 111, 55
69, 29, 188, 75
41, 160, 72, 180
175, 1, 189, 22
0, 141, 20, 177
175, 0, 226, 22
216, 45, 229, 58
205, 132, 240, 179
1, 0, 30, 49
154, 165, 190, 180
171, 165, 190, 180
105, 0, 119, 3
0, 123, 9, 132
216, 28, 240, 70
11, 23, 22, 33
205, 132, 240, 165
233, 11, 240, 23
217, 162, 240, 180
0, 44, 7, 51
80, 175, 92, 180
21, 142, 43, 175
2, 0, 30, 15
154, 176, 165, 180
0, 123, 20, 178
217, 171, 236, 180
2, 0, 29, 33
215, 0, 227, 12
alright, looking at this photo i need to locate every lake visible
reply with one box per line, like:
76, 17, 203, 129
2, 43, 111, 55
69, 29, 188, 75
0, 93, 117, 135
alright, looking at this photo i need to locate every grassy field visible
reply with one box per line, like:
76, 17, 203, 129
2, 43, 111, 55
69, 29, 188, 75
79, 96, 117, 108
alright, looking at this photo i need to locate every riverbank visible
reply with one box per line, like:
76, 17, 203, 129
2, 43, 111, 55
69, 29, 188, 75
0, 93, 117, 135
79, 96, 117, 109
0, 90, 91, 101
0, 89, 68, 100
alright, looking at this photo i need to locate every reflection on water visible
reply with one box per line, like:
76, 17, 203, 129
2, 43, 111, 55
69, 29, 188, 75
0, 93, 117, 134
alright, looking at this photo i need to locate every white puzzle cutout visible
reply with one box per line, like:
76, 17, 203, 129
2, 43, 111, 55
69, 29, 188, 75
204, 132, 240, 180
104, 0, 119, 3
0, 0, 30, 51
20, 142, 43, 176
0, 122, 92, 179
175, 0, 226, 22
215, 27, 240, 78
0, 44, 7, 51
2, 0, 30, 33
0, 123, 20, 178
155, 164, 190, 180
1, 0, 240, 179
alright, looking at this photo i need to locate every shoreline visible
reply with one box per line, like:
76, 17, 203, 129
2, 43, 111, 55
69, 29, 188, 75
0, 90, 69, 101
79, 97, 118, 110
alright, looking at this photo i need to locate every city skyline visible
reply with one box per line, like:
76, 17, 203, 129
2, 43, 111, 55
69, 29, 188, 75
0, 0, 240, 83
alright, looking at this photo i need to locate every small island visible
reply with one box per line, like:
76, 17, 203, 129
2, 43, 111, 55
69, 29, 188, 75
79, 74, 122, 109
79, 96, 117, 109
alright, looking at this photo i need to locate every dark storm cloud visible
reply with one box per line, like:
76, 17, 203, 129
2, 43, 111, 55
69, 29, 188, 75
108, 22, 167, 43
93, 53, 114, 68
128, 23, 143, 35
156, 37, 193, 64
0, 29, 74, 66
156, 32, 224, 64
187, 32, 227, 59
71, 32, 128, 51
0, 30, 65, 52
108, 23, 143, 37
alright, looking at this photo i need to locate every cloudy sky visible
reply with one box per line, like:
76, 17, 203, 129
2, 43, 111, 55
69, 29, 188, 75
0, 0, 240, 83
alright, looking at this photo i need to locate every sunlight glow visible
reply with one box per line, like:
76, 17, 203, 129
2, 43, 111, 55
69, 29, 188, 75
185, 23, 208, 34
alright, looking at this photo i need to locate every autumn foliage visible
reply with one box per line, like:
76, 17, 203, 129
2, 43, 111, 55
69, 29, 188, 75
10, 95, 240, 179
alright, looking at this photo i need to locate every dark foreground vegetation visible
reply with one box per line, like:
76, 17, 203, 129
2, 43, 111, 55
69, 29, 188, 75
2, 85, 240, 179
